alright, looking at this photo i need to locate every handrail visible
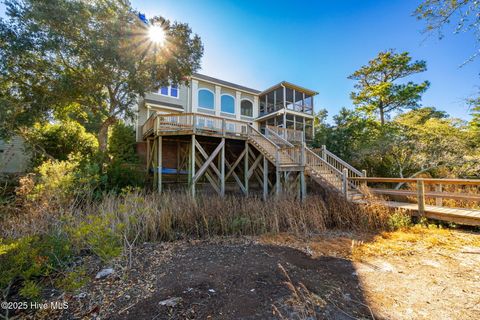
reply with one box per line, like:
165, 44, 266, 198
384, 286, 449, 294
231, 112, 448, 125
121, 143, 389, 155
267, 125, 303, 143
265, 126, 294, 147
247, 124, 280, 150
323, 148, 364, 177
348, 177, 480, 185
304, 147, 344, 190
305, 148, 342, 175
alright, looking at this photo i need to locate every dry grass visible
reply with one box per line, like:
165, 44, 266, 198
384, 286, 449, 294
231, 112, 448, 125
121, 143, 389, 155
352, 225, 480, 258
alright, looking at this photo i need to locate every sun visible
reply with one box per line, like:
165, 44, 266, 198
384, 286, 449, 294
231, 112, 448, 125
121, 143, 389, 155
148, 25, 165, 44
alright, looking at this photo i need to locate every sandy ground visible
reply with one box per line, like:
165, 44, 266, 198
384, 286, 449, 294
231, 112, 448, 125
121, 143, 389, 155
17, 227, 480, 320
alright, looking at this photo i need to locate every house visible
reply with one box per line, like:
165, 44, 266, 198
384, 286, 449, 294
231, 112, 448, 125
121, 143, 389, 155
137, 73, 365, 198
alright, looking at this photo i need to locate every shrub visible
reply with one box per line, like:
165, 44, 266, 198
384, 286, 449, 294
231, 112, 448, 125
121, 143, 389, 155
56, 267, 89, 293
0, 231, 73, 300
24, 120, 98, 167
387, 210, 413, 230
27, 156, 101, 204
69, 213, 123, 263
106, 122, 145, 190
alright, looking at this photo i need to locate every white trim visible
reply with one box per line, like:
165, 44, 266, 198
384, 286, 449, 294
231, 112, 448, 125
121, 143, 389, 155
240, 98, 254, 117
220, 93, 236, 114
197, 88, 215, 110
146, 103, 184, 112
191, 75, 259, 95
158, 85, 180, 99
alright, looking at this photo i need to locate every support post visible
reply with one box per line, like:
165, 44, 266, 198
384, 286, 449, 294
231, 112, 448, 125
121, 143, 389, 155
342, 168, 348, 198
220, 138, 225, 197
244, 142, 249, 195
190, 135, 196, 197
158, 136, 162, 193
146, 138, 151, 170
321, 145, 327, 160
300, 143, 306, 201
275, 149, 281, 195
263, 155, 268, 201
435, 184, 443, 207
417, 179, 425, 216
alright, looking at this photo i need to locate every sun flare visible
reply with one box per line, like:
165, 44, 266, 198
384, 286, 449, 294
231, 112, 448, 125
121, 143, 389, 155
148, 25, 165, 44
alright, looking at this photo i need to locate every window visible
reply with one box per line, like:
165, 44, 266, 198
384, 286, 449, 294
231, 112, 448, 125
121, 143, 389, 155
198, 89, 214, 109
226, 123, 235, 132
241, 100, 253, 117
160, 86, 169, 95
221, 94, 235, 114
159, 85, 179, 98
170, 85, 178, 97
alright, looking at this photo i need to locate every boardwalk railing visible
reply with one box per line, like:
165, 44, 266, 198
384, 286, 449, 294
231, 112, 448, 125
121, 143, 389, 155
348, 177, 480, 216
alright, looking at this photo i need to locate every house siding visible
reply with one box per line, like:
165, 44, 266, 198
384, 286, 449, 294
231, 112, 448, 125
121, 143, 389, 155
0, 136, 30, 173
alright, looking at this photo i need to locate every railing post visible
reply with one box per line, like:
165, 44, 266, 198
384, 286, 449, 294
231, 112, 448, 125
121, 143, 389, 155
321, 145, 327, 160
342, 168, 348, 198
222, 119, 226, 136
192, 114, 197, 133
417, 179, 425, 216
435, 184, 443, 207
361, 169, 367, 189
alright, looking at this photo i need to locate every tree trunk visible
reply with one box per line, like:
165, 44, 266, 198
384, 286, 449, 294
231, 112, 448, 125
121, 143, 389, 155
97, 116, 117, 153
379, 108, 385, 126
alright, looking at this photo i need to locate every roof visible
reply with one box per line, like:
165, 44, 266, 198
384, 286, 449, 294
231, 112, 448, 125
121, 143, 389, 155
192, 73, 261, 94
259, 81, 319, 96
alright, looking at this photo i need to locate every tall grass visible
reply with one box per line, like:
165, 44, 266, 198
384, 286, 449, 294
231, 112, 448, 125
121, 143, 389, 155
1, 187, 393, 242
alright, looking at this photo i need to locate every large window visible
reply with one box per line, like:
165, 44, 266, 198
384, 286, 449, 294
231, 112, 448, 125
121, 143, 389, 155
221, 94, 235, 114
240, 100, 253, 117
159, 85, 179, 98
198, 89, 214, 109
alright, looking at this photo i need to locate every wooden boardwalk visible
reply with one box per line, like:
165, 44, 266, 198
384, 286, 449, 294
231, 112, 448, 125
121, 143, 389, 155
354, 199, 480, 226
349, 177, 480, 227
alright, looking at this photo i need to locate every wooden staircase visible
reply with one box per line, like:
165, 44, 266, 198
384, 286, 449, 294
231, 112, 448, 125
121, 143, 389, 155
248, 125, 365, 196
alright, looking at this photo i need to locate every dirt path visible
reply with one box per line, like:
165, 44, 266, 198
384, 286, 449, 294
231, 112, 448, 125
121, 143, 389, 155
34, 228, 480, 320
113, 242, 372, 319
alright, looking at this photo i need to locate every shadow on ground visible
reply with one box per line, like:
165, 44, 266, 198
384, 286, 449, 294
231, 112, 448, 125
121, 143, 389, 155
113, 242, 377, 320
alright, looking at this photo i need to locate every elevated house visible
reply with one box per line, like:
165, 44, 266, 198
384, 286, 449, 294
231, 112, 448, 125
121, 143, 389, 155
137, 73, 365, 198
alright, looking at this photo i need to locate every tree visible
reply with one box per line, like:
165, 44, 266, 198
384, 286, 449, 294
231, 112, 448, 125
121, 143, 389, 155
349, 50, 430, 125
23, 121, 98, 167
0, 0, 203, 152
415, 0, 480, 61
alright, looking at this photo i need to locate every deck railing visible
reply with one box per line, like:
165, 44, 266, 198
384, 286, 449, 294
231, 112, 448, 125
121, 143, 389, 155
348, 177, 480, 215
142, 112, 250, 138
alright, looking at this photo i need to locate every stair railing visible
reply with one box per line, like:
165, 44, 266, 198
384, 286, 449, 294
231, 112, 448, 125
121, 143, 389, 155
247, 125, 281, 166
318, 145, 366, 190
304, 147, 344, 191
265, 126, 294, 147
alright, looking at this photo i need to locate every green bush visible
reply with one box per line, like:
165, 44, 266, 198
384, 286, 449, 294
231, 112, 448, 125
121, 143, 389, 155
106, 122, 145, 190
56, 267, 88, 293
24, 120, 98, 167
0, 231, 73, 300
69, 213, 123, 263
28, 156, 101, 203
387, 210, 413, 230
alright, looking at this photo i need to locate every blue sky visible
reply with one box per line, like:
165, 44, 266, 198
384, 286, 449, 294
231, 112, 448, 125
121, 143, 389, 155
2, 0, 478, 121
130, 0, 478, 121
